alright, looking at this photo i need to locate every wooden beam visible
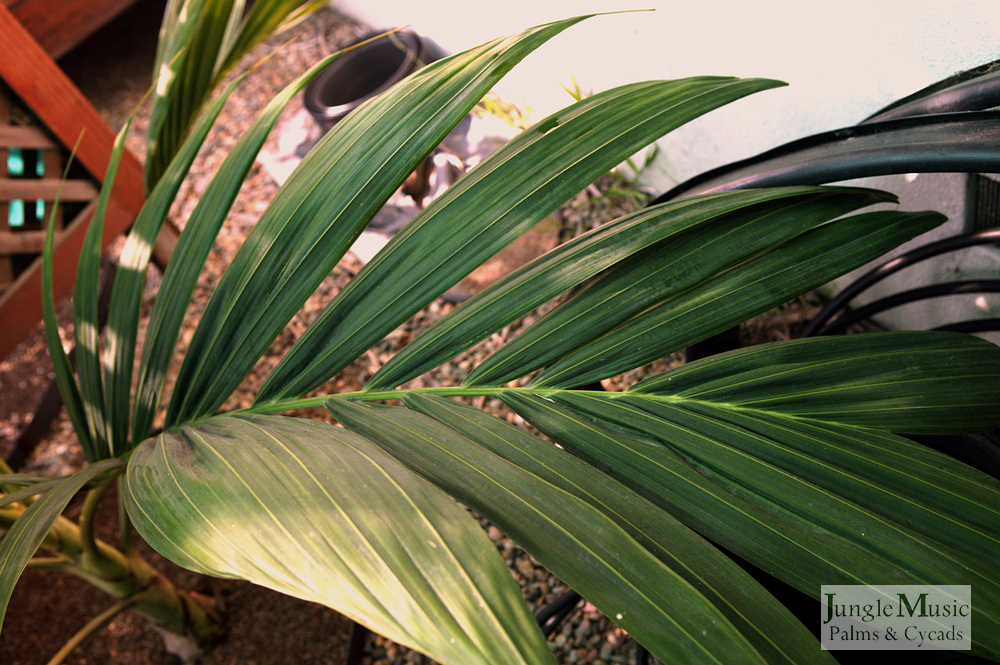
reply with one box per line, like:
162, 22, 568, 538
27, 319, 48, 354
0, 5, 144, 213
0, 4, 179, 360
3, 0, 141, 59
0, 178, 98, 201
0, 229, 53, 254
0, 197, 141, 359
0, 124, 58, 149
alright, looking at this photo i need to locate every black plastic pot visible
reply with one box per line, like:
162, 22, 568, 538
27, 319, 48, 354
304, 30, 445, 133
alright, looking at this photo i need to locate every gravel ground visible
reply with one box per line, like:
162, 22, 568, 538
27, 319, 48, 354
0, 4, 843, 664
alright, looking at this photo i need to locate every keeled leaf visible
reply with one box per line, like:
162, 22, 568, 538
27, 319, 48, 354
454, 187, 895, 388
123, 415, 553, 665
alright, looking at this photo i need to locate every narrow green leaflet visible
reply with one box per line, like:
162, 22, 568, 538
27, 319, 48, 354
224, 0, 329, 69
371, 187, 893, 391
123, 415, 552, 665
633, 331, 1000, 433
404, 186, 887, 389
73, 121, 133, 458
132, 50, 351, 444
147, 0, 212, 190
0, 459, 122, 633
256, 76, 785, 402
325, 398, 771, 665
501, 389, 1000, 658
398, 393, 832, 665
105, 77, 242, 455
146, 0, 323, 190
40, 151, 94, 459
529, 209, 944, 387
166, 16, 590, 427
0, 477, 68, 508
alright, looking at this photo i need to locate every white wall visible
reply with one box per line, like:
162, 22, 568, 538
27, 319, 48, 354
335, 0, 1000, 193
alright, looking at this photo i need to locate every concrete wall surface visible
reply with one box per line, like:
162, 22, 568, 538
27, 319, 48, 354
335, 0, 1000, 190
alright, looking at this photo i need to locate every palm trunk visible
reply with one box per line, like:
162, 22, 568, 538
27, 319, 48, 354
1, 500, 224, 659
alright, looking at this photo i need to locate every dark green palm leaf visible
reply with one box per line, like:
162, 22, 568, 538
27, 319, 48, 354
660, 111, 1000, 200
165, 16, 590, 427
527, 209, 943, 388
370, 187, 893, 391
493, 331, 1000, 658
326, 398, 781, 665
255, 76, 784, 403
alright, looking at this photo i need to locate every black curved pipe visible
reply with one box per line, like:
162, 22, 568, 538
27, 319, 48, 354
864, 60, 1000, 123
656, 111, 1000, 202
810, 280, 1000, 336
801, 229, 1000, 336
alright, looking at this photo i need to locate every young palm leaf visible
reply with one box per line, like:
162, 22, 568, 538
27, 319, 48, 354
72, 121, 133, 459
132, 46, 360, 444
146, 0, 325, 190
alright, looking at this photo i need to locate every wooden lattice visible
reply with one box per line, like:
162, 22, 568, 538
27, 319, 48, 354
0, 83, 99, 294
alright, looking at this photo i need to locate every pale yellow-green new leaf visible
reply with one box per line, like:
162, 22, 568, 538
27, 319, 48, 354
123, 415, 553, 665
